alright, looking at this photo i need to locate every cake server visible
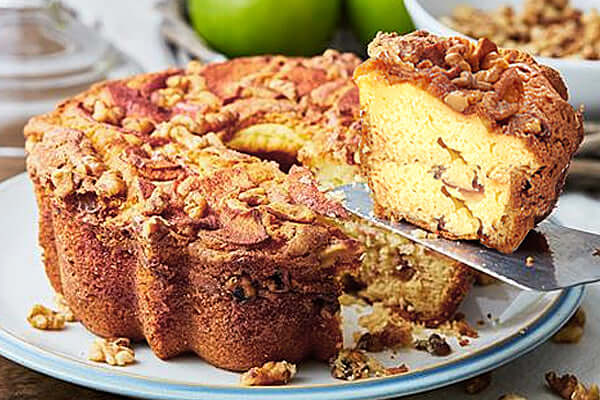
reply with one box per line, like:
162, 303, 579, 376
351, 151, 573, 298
335, 182, 600, 291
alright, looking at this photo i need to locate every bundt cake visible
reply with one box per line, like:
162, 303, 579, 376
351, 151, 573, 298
354, 31, 583, 253
25, 49, 472, 371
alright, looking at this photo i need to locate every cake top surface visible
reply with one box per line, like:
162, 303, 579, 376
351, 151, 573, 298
356, 31, 583, 166
25, 51, 363, 259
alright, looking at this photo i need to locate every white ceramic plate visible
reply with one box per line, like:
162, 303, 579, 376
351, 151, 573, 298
404, 0, 600, 118
0, 174, 583, 400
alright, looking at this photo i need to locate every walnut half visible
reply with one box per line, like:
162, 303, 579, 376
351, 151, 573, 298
88, 338, 135, 367
27, 304, 66, 330
240, 361, 297, 386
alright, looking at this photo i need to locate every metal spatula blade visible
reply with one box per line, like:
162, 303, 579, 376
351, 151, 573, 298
335, 183, 600, 291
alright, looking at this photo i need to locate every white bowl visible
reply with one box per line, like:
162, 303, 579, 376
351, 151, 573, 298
404, 0, 600, 118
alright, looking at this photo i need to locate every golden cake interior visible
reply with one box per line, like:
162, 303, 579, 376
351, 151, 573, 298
355, 73, 536, 243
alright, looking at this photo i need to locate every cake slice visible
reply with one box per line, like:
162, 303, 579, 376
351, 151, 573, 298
354, 31, 583, 253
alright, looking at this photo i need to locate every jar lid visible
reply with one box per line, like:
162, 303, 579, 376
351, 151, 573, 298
0, 0, 141, 91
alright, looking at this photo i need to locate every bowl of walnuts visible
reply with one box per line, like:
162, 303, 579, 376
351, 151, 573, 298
405, 0, 600, 117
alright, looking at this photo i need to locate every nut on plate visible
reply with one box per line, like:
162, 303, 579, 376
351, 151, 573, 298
88, 337, 135, 367
240, 360, 297, 386
27, 304, 66, 330
330, 349, 387, 381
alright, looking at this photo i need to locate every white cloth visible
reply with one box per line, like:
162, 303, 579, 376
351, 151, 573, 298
61, 2, 600, 398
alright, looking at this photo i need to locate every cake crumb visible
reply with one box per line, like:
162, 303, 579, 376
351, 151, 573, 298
357, 303, 414, 351
330, 349, 387, 381
459, 338, 470, 347
88, 338, 135, 366
439, 314, 479, 339
27, 304, 66, 331
386, 364, 409, 375
464, 372, 492, 394
414, 333, 452, 356
525, 256, 535, 267
552, 308, 586, 344
240, 361, 296, 386
545, 371, 599, 400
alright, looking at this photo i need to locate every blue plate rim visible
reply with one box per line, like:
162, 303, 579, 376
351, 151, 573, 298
0, 286, 583, 400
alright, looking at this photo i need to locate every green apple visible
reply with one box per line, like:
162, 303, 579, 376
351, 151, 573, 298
346, 0, 415, 46
187, 0, 342, 57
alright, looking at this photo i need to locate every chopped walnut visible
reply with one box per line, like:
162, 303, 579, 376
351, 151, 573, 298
54, 294, 76, 322
88, 338, 135, 367
170, 114, 199, 133
122, 117, 155, 135
443, 0, 600, 60
27, 304, 66, 330
143, 189, 169, 215
464, 372, 492, 394
414, 333, 452, 356
95, 171, 126, 197
439, 313, 479, 339
183, 191, 208, 219
154, 87, 184, 108
265, 202, 315, 223
330, 349, 387, 381
545, 371, 599, 400
356, 320, 413, 352
444, 91, 469, 112
91, 100, 124, 124
166, 74, 190, 91
240, 361, 297, 386
50, 168, 74, 198
552, 307, 586, 344
238, 187, 268, 206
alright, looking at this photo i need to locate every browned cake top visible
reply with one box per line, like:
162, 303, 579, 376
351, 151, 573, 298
360, 31, 583, 162
357, 31, 583, 214
24, 51, 363, 264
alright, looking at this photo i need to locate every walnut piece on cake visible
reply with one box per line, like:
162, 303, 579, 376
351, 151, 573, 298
240, 361, 297, 386
354, 31, 583, 253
